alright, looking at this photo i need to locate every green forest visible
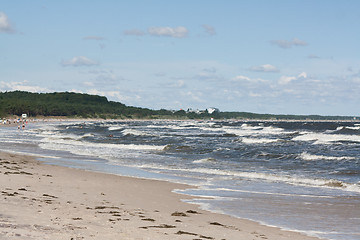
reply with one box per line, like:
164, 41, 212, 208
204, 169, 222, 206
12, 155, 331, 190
0, 91, 167, 119
0, 91, 356, 120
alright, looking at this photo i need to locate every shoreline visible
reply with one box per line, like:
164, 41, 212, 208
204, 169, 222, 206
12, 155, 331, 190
0, 151, 321, 240
1, 116, 360, 126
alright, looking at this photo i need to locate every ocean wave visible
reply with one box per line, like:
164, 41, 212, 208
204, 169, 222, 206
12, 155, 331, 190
193, 158, 217, 164
81, 133, 95, 138
292, 133, 360, 144
39, 137, 166, 151
326, 126, 360, 135
221, 125, 296, 137
299, 152, 355, 161
108, 126, 124, 131
121, 129, 149, 136
192, 169, 360, 193
0, 149, 61, 159
241, 137, 279, 144
132, 164, 360, 193
164, 144, 193, 152
32, 129, 84, 142
201, 187, 335, 198
336, 126, 360, 131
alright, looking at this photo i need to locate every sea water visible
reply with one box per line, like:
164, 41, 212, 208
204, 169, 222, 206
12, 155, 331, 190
0, 120, 359, 240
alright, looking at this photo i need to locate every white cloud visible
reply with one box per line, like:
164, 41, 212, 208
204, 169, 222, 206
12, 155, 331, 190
68, 89, 84, 94
148, 26, 188, 38
61, 56, 99, 67
123, 29, 145, 36
164, 80, 186, 88
249, 92, 261, 97
278, 76, 297, 85
202, 24, 216, 36
86, 89, 139, 103
278, 72, 307, 85
232, 75, 251, 81
184, 91, 204, 102
292, 38, 307, 46
298, 72, 307, 79
0, 80, 49, 92
249, 64, 279, 73
271, 38, 307, 49
232, 75, 267, 83
177, 80, 185, 88
0, 12, 15, 33
352, 77, 360, 83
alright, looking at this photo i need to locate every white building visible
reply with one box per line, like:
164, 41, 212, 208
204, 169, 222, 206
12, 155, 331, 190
206, 107, 219, 114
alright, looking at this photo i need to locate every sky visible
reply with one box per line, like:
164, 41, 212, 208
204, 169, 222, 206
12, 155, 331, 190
1, 0, 360, 116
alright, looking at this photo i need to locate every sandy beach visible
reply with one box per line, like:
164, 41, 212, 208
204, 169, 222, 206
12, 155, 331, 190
0, 151, 322, 240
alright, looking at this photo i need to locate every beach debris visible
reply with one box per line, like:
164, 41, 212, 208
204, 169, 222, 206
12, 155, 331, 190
140, 224, 176, 229
171, 211, 187, 217
176, 230, 214, 239
1, 191, 19, 197
4, 171, 33, 175
210, 222, 241, 231
94, 206, 120, 210
43, 193, 58, 198
175, 230, 197, 236
209, 222, 224, 226
186, 210, 200, 214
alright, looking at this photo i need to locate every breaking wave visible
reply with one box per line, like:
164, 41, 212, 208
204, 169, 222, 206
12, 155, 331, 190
299, 152, 355, 161
292, 133, 360, 144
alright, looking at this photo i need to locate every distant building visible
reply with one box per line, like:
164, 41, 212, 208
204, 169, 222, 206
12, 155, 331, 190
186, 107, 220, 114
206, 107, 219, 114
187, 108, 205, 114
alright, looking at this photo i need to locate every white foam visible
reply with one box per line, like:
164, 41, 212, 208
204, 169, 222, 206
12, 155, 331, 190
108, 126, 123, 131
299, 152, 355, 161
345, 126, 360, 130
193, 158, 217, 164
121, 129, 149, 136
134, 165, 360, 193
39, 137, 166, 151
221, 125, 295, 137
241, 137, 279, 144
293, 133, 360, 144
81, 133, 95, 138
205, 187, 335, 198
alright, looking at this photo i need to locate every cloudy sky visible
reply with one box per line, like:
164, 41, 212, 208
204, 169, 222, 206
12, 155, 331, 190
1, 1, 360, 116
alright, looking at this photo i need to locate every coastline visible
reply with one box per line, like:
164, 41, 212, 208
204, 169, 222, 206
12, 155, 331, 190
0, 151, 321, 240
1, 116, 359, 127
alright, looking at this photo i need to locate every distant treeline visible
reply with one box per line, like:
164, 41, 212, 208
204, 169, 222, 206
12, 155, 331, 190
0, 91, 170, 119
0, 91, 356, 120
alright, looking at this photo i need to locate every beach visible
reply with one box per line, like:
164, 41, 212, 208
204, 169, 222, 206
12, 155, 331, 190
0, 151, 321, 240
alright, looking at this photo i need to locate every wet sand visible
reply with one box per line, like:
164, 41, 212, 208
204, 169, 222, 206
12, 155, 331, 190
0, 151, 321, 240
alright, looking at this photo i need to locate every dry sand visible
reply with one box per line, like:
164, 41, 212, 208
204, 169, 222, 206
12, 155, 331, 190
0, 151, 321, 240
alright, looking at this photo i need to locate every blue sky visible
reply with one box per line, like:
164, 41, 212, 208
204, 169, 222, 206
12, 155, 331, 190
1, 0, 360, 116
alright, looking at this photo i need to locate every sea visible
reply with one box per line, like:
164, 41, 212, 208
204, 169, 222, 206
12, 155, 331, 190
0, 119, 359, 240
